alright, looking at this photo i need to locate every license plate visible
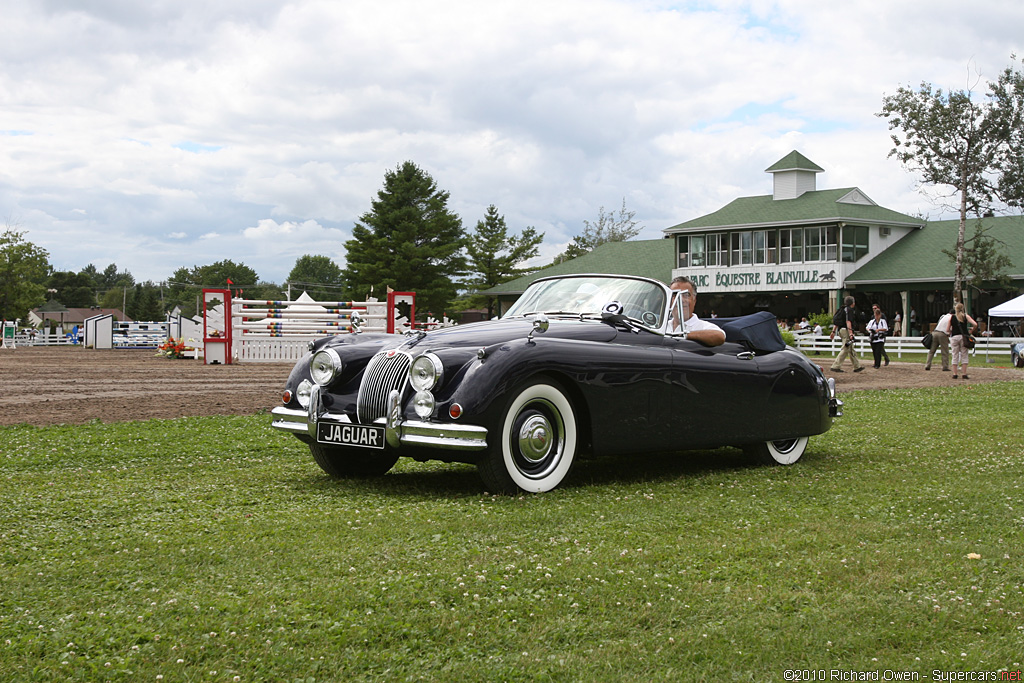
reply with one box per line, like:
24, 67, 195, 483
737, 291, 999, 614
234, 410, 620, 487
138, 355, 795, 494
316, 422, 385, 449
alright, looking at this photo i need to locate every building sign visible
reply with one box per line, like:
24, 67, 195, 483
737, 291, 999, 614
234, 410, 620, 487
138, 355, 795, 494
673, 265, 845, 294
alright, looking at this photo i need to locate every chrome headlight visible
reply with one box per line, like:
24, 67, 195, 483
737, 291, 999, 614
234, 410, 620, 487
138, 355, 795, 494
310, 348, 343, 386
413, 390, 435, 419
296, 379, 313, 408
409, 353, 443, 391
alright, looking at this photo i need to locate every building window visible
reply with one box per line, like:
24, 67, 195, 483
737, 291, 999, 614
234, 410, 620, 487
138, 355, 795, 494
690, 235, 705, 267
841, 225, 869, 262
731, 231, 752, 265
753, 230, 776, 265
802, 226, 838, 262
706, 233, 727, 266
780, 228, 803, 263
825, 226, 838, 261
804, 227, 821, 261
677, 235, 688, 268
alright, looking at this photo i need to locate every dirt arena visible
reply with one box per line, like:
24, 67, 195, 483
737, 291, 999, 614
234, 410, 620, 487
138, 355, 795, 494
1, 346, 1021, 427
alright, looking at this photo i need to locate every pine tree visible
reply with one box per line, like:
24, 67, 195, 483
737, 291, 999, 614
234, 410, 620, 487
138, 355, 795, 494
343, 162, 466, 318
464, 205, 543, 317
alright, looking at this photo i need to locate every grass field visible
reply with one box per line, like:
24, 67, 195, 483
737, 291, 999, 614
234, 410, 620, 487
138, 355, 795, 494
3, 382, 1023, 681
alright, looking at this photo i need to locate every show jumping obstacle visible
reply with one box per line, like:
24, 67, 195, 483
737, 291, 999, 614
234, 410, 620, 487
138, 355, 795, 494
203, 288, 448, 364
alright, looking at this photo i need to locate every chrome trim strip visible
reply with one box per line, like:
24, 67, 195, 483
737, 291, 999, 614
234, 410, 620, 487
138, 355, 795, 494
398, 421, 488, 451
271, 405, 319, 433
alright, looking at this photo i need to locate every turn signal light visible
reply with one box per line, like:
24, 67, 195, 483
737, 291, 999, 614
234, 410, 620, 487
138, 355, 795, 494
282, 390, 292, 404
449, 403, 463, 419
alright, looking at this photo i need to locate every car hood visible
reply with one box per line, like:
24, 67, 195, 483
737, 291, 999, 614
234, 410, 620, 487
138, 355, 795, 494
409, 317, 619, 350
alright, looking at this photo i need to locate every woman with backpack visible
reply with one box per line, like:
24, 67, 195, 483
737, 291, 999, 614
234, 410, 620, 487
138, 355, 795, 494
949, 302, 978, 379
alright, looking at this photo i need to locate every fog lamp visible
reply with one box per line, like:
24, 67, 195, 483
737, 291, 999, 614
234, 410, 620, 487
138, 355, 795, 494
413, 390, 435, 418
296, 379, 313, 408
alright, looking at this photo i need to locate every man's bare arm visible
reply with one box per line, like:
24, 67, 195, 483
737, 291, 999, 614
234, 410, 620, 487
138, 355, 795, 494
687, 328, 726, 346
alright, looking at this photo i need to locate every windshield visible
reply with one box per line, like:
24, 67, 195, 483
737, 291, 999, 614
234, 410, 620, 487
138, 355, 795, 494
504, 276, 668, 327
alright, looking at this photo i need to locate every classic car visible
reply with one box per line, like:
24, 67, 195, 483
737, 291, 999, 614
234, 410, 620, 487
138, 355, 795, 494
271, 273, 842, 493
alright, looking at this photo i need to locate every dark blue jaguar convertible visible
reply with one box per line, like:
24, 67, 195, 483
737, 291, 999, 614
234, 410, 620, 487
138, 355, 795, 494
271, 274, 841, 493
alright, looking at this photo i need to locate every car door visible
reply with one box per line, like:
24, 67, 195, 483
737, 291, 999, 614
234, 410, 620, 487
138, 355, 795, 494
563, 327, 677, 457
663, 336, 773, 447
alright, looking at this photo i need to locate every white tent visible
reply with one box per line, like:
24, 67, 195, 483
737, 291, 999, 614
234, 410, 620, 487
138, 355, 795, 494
988, 293, 1024, 319
987, 293, 1024, 364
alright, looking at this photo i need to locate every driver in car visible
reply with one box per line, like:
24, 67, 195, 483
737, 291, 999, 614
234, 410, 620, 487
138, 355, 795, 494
669, 276, 725, 347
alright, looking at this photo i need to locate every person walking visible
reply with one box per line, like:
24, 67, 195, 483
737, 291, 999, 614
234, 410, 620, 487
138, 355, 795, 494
829, 296, 863, 373
949, 302, 978, 379
866, 304, 889, 368
925, 310, 952, 372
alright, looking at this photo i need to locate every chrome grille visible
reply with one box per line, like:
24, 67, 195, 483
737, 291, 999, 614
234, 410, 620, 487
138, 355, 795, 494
357, 350, 412, 423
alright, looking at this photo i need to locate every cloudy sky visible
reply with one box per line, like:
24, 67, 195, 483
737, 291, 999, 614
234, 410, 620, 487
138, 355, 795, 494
2, 0, 1021, 286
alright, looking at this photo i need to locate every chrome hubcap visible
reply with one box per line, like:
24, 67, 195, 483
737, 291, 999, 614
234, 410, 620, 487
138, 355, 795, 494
518, 415, 552, 463
773, 439, 798, 454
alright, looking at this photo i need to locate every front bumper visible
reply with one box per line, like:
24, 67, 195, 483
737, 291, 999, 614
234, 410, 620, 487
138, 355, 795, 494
270, 388, 488, 452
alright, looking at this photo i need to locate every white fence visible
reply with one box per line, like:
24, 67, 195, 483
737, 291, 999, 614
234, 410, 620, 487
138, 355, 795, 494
112, 321, 169, 348
794, 332, 1024, 363
5, 316, 204, 351
225, 292, 457, 363
230, 295, 389, 363
11, 329, 79, 347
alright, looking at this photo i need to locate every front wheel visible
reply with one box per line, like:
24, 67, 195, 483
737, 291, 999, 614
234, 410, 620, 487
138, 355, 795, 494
477, 381, 578, 494
309, 442, 399, 478
743, 436, 808, 466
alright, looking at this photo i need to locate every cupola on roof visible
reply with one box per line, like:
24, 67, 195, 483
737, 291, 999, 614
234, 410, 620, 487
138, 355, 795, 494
766, 150, 823, 200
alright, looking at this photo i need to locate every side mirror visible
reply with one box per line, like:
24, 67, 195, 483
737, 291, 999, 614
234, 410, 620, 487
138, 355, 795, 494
528, 313, 549, 342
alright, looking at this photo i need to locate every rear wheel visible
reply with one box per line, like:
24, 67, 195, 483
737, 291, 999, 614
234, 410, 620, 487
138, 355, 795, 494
743, 436, 808, 466
477, 380, 578, 494
309, 442, 399, 478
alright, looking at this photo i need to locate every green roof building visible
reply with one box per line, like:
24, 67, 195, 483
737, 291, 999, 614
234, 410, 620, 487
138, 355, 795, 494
485, 150, 1022, 332
662, 151, 1023, 332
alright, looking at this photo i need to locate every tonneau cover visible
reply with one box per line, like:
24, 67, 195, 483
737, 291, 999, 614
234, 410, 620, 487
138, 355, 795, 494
713, 311, 787, 354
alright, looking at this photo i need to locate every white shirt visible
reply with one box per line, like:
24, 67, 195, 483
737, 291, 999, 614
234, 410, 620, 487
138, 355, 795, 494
935, 313, 952, 334
866, 317, 888, 340
683, 315, 723, 334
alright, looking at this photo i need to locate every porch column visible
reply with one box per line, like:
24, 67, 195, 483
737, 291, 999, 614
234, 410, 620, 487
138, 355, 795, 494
900, 290, 909, 337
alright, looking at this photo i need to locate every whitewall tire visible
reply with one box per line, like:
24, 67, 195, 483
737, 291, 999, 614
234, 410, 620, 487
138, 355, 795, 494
743, 436, 808, 466
477, 381, 578, 493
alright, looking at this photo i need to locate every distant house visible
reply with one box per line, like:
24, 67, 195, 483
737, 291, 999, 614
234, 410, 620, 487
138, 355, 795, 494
28, 304, 131, 328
